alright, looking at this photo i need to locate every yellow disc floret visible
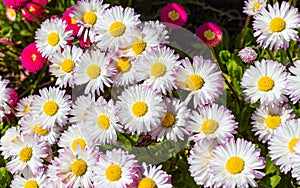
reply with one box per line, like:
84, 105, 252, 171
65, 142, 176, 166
258, 76, 274, 91
24, 180, 38, 188
34, 125, 49, 136
72, 138, 86, 151
83, 11, 97, 25
150, 62, 166, 77
109, 22, 126, 37
132, 39, 147, 55
72, 159, 87, 176
269, 17, 286, 32
138, 177, 156, 188
289, 138, 300, 153
202, 119, 218, 134
105, 164, 122, 181
162, 112, 175, 128
226, 156, 245, 174
47, 32, 60, 46
97, 115, 110, 130
61, 59, 75, 73
117, 58, 131, 72
43, 101, 59, 116
265, 115, 281, 130
187, 74, 205, 90
87, 64, 101, 79
19, 147, 33, 162
132, 101, 148, 117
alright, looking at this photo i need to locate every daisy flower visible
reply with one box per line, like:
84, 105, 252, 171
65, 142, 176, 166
20, 115, 62, 145
62, 7, 80, 36
269, 119, 300, 174
119, 24, 162, 58
251, 104, 294, 143
287, 60, 300, 103
2, 0, 29, 9
70, 94, 94, 124
6, 8, 16, 22
291, 142, 300, 183
111, 56, 137, 87
71, 0, 109, 42
53, 147, 99, 188
188, 103, 238, 144
136, 162, 172, 188
144, 20, 169, 44
209, 138, 265, 188
92, 148, 138, 188
117, 84, 166, 135
6, 134, 48, 175
195, 22, 223, 47
149, 97, 190, 142
238, 46, 258, 63
84, 97, 123, 145
35, 18, 73, 58
43, 179, 66, 188
135, 46, 180, 94
241, 59, 289, 106
11, 171, 47, 188
15, 95, 36, 118
243, 0, 267, 16
0, 127, 20, 159
58, 124, 94, 152
0, 76, 11, 121
49, 45, 83, 88
253, 1, 300, 52
175, 55, 224, 108
74, 49, 116, 96
21, 42, 46, 74
95, 6, 141, 51
21, 0, 47, 22
188, 139, 218, 187
160, 2, 188, 27
30, 87, 72, 129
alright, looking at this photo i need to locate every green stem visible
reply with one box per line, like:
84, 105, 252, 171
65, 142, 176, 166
286, 50, 294, 66
127, 0, 132, 7
239, 16, 250, 49
24, 6, 41, 25
266, 49, 274, 60
224, 77, 242, 111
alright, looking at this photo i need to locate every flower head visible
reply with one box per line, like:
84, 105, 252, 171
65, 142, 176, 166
160, 2, 188, 27
21, 0, 47, 22
21, 43, 46, 74
243, 0, 267, 16
196, 22, 222, 47
238, 47, 258, 63
2, 0, 29, 9
62, 7, 80, 36
6, 8, 16, 22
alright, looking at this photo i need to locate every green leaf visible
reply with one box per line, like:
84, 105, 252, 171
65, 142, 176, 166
265, 155, 278, 175
20, 30, 32, 37
270, 175, 281, 188
219, 50, 231, 64
0, 167, 12, 188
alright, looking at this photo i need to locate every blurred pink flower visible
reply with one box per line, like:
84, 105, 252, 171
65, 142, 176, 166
21, 42, 46, 73
160, 2, 188, 27
62, 7, 80, 36
3, 0, 29, 9
6, 8, 16, 22
21, 0, 47, 22
196, 22, 223, 47
238, 47, 257, 63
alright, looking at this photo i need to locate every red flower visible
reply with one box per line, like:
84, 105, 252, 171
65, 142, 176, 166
160, 3, 188, 28
196, 22, 223, 47
21, 42, 46, 73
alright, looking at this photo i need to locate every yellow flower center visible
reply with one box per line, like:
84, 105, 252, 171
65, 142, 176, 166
204, 30, 215, 40
71, 17, 77, 24
29, 5, 35, 12
168, 10, 179, 21
269, 17, 286, 32
43, 101, 59, 116
31, 54, 36, 61
138, 177, 156, 188
72, 138, 86, 151
257, 76, 274, 91
109, 21, 126, 37
187, 74, 205, 90
226, 156, 245, 174
97, 115, 110, 130
289, 138, 300, 153
61, 59, 75, 73
132, 101, 148, 117
72, 159, 87, 176
132, 39, 147, 55
24, 105, 31, 114
8, 8, 16, 17
34, 125, 48, 136
265, 115, 281, 130
24, 180, 38, 188
150, 62, 166, 77
19, 147, 33, 162
47, 32, 60, 46
117, 58, 131, 72
253, 3, 261, 11
83, 11, 97, 25
105, 164, 122, 181
162, 112, 175, 128
86, 64, 101, 79
202, 119, 219, 134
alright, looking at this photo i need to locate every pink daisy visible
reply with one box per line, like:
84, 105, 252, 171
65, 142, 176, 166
196, 22, 223, 47
7, 88, 19, 108
21, 0, 47, 22
160, 2, 188, 27
2, 0, 29, 9
62, 7, 80, 36
21, 42, 46, 74
238, 47, 258, 63
6, 8, 16, 22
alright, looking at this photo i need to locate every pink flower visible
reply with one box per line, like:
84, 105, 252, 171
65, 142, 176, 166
7, 88, 19, 108
160, 2, 188, 27
6, 8, 16, 22
21, 42, 46, 73
238, 47, 257, 63
21, 0, 47, 22
196, 22, 223, 47
62, 7, 80, 36
2, 0, 29, 9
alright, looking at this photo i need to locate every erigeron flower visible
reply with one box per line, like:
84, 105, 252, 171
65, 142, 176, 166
287, 60, 300, 103
10, 171, 47, 188
238, 47, 258, 63
243, 0, 267, 16
70, 94, 95, 125
0, 127, 20, 159
15, 95, 36, 118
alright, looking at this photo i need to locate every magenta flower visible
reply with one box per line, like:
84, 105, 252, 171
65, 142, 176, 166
21, 42, 46, 74
62, 7, 80, 36
21, 0, 47, 22
160, 2, 188, 27
2, 0, 29, 9
196, 22, 223, 47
